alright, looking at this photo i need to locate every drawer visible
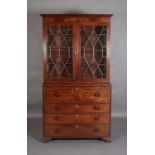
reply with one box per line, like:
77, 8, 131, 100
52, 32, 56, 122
77, 87, 111, 102
44, 114, 110, 124
44, 124, 109, 137
43, 87, 75, 102
44, 103, 110, 114
44, 86, 111, 103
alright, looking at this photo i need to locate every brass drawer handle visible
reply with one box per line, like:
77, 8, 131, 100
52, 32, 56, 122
94, 116, 100, 121
54, 128, 61, 133
94, 92, 100, 97
94, 128, 100, 133
94, 105, 100, 110
54, 105, 61, 111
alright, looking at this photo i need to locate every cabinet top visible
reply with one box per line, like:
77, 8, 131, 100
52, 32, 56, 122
40, 14, 113, 17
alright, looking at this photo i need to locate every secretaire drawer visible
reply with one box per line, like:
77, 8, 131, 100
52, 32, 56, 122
44, 124, 109, 137
44, 103, 110, 114
43, 86, 111, 103
44, 114, 110, 124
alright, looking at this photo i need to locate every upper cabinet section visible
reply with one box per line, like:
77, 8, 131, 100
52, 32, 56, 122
41, 15, 112, 83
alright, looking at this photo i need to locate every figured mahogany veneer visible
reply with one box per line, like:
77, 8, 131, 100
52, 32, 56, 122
41, 14, 112, 142
44, 124, 110, 138
44, 103, 110, 113
43, 86, 111, 102
44, 113, 110, 124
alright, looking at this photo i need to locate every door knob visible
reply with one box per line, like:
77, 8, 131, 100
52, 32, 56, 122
94, 92, 100, 97
54, 92, 60, 97
94, 116, 100, 121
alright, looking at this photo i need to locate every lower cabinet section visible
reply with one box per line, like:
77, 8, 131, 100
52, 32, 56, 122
43, 84, 112, 142
44, 124, 110, 138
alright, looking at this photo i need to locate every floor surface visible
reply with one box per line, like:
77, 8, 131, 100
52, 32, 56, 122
28, 117, 127, 155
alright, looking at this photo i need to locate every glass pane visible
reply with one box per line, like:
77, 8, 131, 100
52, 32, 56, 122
80, 26, 107, 79
46, 25, 73, 78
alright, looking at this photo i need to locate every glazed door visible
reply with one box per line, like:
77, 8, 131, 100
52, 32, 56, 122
43, 17, 110, 82
78, 20, 110, 82
43, 23, 76, 81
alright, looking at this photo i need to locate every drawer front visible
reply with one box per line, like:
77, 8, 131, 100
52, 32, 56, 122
44, 114, 109, 124
44, 124, 109, 137
43, 86, 111, 103
44, 87, 75, 102
44, 103, 110, 114
77, 87, 111, 102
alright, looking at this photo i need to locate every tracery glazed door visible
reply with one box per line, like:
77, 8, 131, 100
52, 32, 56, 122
42, 17, 78, 83
77, 17, 111, 82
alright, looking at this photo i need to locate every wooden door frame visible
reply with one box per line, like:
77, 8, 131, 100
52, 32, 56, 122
41, 17, 77, 82
77, 17, 111, 83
